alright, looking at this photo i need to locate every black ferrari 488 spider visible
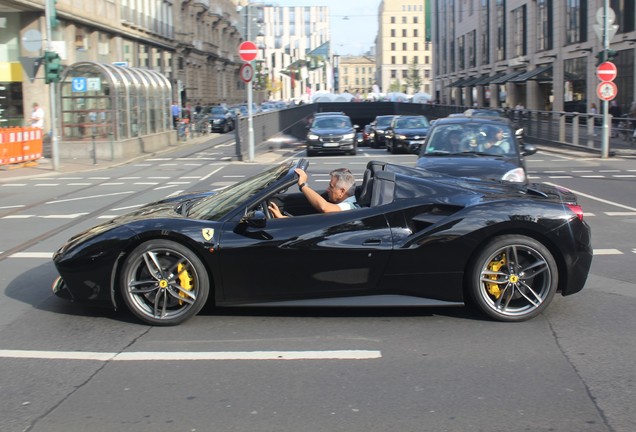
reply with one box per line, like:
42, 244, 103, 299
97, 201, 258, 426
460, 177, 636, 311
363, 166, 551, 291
52, 159, 592, 325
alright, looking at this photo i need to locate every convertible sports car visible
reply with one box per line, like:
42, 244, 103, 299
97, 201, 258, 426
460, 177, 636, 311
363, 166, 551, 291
52, 159, 592, 326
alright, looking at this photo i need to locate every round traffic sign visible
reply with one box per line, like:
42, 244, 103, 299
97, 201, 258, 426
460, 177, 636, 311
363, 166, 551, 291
238, 41, 258, 62
597, 61, 617, 82
239, 63, 254, 83
597, 81, 618, 101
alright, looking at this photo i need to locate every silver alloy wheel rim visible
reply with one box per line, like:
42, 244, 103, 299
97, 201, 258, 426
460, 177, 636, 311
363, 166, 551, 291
124, 247, 199, 321
478, 244, 552, 318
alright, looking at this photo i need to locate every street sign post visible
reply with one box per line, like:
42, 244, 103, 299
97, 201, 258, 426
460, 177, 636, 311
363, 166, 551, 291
596, 61, 617, 82
238, 40, 258, 162
238, 41, 258, 62
239, 63, 254, 83
597, 81, 618, 101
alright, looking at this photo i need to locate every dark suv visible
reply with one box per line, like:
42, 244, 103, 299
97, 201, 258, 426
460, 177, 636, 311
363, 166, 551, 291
416, 115, 537, 183
306, 114, 358, 156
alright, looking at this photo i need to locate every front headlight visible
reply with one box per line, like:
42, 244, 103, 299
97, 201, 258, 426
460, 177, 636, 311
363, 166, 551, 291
307, 134, 319, 140
376, 130, 384, 134
343, 133, 355, 140
502, 167, 526, 183
398, 134, 407, 140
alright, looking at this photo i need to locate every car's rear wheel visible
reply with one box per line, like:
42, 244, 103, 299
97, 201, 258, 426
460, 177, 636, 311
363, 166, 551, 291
467, 235, 558, 322
120, 240, 209, 326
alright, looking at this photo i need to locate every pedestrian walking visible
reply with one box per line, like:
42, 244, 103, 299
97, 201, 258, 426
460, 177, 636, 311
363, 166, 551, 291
30, 102, 44, 129
171, 101, 181, 129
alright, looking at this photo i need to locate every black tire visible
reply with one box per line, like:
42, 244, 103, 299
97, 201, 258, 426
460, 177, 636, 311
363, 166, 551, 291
120, 240, 210, 326
467, 235, 558, 322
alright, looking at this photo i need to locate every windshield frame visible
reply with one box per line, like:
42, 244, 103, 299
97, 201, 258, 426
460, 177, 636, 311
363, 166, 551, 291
187, 161, 297, 221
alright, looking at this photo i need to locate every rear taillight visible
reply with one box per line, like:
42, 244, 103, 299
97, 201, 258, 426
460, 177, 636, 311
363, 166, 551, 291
567, 204, 584, 221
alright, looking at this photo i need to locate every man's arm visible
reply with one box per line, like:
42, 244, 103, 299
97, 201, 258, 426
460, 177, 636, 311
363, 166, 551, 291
295, 168, 342, 213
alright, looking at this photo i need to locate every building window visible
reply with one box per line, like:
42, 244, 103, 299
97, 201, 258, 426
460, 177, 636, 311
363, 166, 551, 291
611, 0, 635, 33
413, 16, 418, 24
402, 70, 408, 78
402, 56, 407, 64
458, 35, 465, 69
537, 0, 553, 51
414, 42, 419, 51
391, 42, 396, 50
402, 16, 407, 24
495, 0, 506, 61
402, 29, 407, 37
414, 29, 418, 37
391, 29, 396, 37
402, 42, 407, 50
391, 16, 395, 24
512, 6, 527, 57
566, 0, 587, 44
391, 56, 396, 64
391, 69, 397, 78
481, 0, 490, 64
468, 30, 476, 68
413, 56, 419, 64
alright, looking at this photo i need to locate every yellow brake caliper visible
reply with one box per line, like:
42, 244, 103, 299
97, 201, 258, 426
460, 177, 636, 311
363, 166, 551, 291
177, 263, 193, 304
486, 253, 506, 299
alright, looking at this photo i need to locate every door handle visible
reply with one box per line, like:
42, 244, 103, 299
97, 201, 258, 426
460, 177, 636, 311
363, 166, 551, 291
362, 238, 382, 246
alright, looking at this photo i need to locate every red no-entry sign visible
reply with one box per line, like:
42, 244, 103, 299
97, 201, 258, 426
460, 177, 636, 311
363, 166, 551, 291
238, 41, 258, 62
597, 61, 617, 82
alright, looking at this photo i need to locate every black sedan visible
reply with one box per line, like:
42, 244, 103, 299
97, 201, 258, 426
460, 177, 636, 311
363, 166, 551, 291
385, 115, 430, 154
417, 115, 537, 183
52, 159, 592, 326
205, 105, 235, 133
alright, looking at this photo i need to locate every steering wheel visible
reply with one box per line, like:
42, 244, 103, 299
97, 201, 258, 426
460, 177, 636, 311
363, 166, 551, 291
260, 200, 273, 219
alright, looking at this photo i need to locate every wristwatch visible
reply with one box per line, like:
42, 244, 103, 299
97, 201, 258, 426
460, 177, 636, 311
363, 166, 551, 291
298, 182, 307, 190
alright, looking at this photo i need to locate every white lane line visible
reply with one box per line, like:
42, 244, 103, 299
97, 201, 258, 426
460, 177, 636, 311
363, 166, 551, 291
154, 184, 179, 190
0, 205, 25, 210
613, 175, 636, 178
8, 252, 53, 259
581, 175, 605, 178
88, 177, 110, 180
67, 183, 92, 186
99, 182, 125, 186
200, 166, 225, 182
0, 350, 382, 361
593, 249, 623, 255
134, 182, 159, 185
46, 191, 135, 204
1, 184, 27, 187
34, 183, 59, 186
544, 183, 636, 212
41, 213, 88, 219
2, 215, 33, 219
111, 204, 143, 211
605, 212, 636, 216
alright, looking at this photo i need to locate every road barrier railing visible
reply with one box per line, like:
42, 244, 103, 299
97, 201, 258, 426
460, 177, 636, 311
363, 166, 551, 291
0, 126, 43, 168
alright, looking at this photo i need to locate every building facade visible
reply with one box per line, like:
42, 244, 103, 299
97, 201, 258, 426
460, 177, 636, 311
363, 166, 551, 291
432, 1, 636, 114
376, 0, 434, 95
245, 3, 331, 102
338, 56, 377, 97
0, 0, 244, 129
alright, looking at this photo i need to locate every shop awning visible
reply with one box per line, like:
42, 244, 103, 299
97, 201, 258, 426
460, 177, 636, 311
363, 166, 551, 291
459, 75, 485, 87
509, 65, 553, 83
472, 72, 506, 86
447, 77, 469, 87
490, 70, 526, 85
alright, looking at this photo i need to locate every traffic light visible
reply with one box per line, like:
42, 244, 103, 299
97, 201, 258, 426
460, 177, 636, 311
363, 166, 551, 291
47, 0, 59, 29
595, 50, 606, 66
44, 51, 62, 84
596, 49, 619, 66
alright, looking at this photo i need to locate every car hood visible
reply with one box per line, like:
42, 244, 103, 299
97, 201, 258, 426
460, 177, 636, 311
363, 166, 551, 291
394, 127, 429, 136
208, 113, 228, 119
416, 156, 520, 182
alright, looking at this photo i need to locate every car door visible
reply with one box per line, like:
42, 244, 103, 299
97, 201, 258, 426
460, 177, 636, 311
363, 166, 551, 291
216, 207, 393, 304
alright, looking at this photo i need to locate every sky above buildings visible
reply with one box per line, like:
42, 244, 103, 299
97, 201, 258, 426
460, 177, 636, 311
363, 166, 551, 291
272, 0, 381, 55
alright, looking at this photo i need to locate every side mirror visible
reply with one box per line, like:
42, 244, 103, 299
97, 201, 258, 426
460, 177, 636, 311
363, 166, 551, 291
522, 144, 537, 156
240, 210, 267, 228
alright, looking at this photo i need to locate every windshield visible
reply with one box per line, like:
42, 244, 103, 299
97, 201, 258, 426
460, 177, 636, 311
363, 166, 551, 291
376, 117, 393, 127
395, 117, 429, 129
187, 162, 294, 220
209, 106, 226, 114
422, 123, 515, 156
313, 117, 352, 129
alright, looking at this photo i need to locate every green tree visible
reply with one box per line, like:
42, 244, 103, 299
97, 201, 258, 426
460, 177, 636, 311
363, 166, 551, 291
388, 79, 402, 92
404, 63, 422, 93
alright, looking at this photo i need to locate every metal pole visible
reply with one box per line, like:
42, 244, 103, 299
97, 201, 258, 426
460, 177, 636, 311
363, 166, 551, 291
44, 0, 60, 170
246, 5, 255, 162
601, 0, 610, 159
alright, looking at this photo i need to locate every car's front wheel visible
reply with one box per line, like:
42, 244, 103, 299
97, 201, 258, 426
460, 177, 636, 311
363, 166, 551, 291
467, 235, 558, 322
120, 240, 210, 326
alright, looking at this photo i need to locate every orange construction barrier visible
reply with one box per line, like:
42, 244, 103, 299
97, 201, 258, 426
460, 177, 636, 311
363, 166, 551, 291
0, 126, 43, 168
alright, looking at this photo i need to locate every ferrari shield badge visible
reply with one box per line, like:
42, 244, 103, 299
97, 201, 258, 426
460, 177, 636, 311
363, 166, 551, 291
201, 228, 215, 241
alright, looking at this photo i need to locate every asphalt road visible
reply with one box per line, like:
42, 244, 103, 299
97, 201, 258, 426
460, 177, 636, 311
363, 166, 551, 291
0, 141, 635, 432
